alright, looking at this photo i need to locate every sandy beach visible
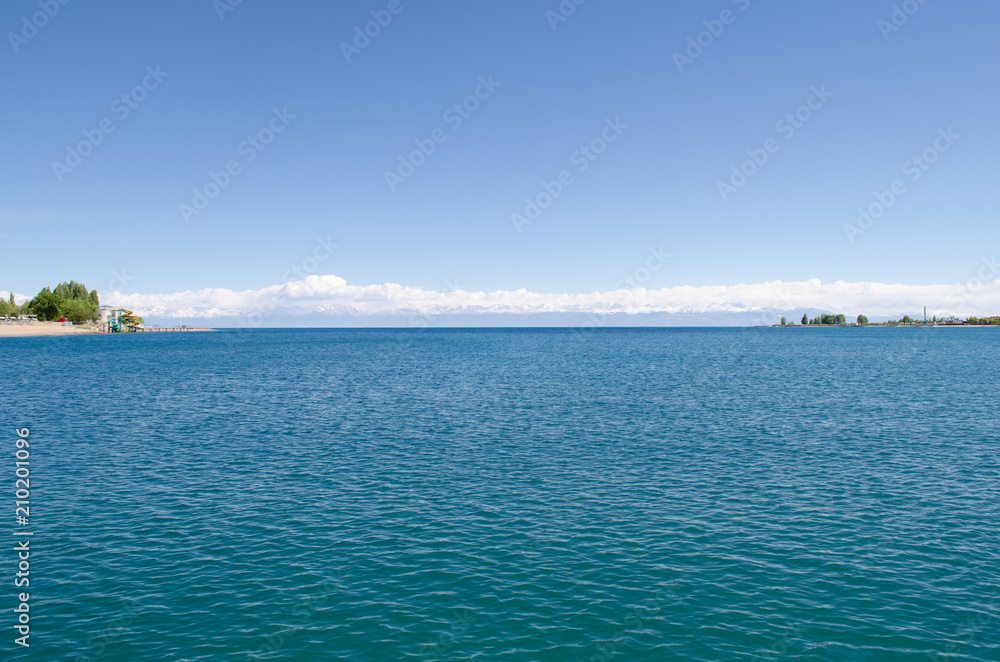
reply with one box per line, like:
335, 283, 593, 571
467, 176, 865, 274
0, 321, 213, 337
0, 321, 104, 337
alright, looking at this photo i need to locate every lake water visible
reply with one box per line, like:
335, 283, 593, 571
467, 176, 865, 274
5, 328, 999, 660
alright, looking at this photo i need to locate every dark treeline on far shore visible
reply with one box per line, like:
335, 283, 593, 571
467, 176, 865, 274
1, 281, 100, 322
776, 313, 1000, 327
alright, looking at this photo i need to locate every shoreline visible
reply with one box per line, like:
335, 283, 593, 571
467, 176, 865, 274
0, 322, 214, 338
2, 323, 995, 337
773, 324, 997, 329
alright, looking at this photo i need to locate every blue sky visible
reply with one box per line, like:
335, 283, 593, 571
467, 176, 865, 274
2, 1, 998, 322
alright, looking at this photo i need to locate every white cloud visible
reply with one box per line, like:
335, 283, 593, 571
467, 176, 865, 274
0, 291, 29, 305
102, 274, 1000, 323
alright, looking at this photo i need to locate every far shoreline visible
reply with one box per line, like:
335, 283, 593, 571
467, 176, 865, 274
3, 322, 997, 337
772, 324, 997, 329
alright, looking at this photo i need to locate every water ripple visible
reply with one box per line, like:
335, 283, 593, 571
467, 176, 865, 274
2, 328, 998, 660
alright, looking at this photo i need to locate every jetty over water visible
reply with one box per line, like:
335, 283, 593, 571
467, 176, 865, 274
131, 325, 213, 333
99, 306, 211, 333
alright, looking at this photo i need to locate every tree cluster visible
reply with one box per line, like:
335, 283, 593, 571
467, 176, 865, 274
800, 313, 848, 326
784, 312, 998, 327
21, 281, 100, 322
0, 293, 21, 317
881, 315, 916, 325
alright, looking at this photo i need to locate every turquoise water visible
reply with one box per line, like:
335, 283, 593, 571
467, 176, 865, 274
4, 328, 999, 661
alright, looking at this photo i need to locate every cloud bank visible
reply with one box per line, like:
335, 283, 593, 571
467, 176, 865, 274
102, 273, 1000, 326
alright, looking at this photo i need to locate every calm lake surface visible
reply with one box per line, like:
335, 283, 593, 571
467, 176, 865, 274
5, 328, 999, 661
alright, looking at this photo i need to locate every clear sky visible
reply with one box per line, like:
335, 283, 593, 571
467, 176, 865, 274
2, 1, 998, 321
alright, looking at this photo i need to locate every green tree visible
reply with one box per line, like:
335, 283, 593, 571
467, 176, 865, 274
857, 314, 869, 325
53, 281, 91, 301
801, 314, 809, 325
835, 314, 846, 325
820, 314, 836, 325
89, 289, 100, 306
61, 299, 98, 323
28, 289, 63, 321
901, 315, 913, 324
0, 294, 17, 317
780, 317, 787, 326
